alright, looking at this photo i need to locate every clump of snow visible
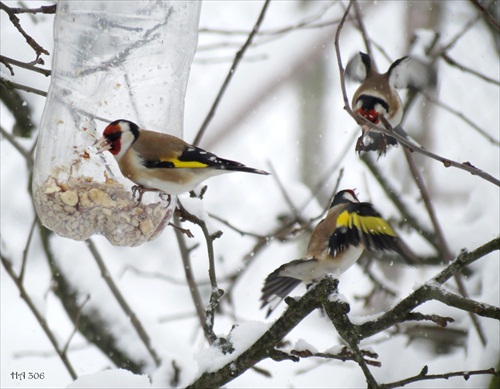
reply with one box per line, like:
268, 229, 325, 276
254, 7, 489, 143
349, 312, 384, 325
179, 196, 219, 235
194, 321, 270, 374
324, 345, 347, 355
66, 369, 151, 388
328, 292, 348, 304
294, 338, 318, 353
424, 279, 442, 289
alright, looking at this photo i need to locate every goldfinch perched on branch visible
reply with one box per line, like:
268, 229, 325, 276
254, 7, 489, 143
95, 119, 269, 202
260, 189, 417, 317
346, 52, 429, 156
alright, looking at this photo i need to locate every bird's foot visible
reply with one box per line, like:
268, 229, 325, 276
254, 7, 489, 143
355, 135, 366, 154
159, 192, 172, 207
131, 185, 146, 205
355, 132, 389, 158
131, 185, 171, 207
376, 135, 388, 158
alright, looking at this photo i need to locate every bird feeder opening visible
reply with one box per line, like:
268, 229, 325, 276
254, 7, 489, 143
32, 1, 201, 246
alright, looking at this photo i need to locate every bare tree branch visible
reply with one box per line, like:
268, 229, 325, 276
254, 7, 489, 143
469, 0, 500, 31
291, 347, 381, 368
173, 214, 215, 344
193, 0, 271, 145
358, 237, 499, 339
0, 1, 50, 59
86, 239, 162, 366
0, 54, 51, 76
3, 3, 56, 14
176, 201, 224, 344
380, 365, 499, 389
187, 277, 338, 389
1, 247, 78, 380
1, 77, 48, 96
423, 92, 500, 146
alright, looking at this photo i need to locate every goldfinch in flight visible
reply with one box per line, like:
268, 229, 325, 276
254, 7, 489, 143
346, 52, 428, 156
94, 119, 269, 202
260, 189, 417, 317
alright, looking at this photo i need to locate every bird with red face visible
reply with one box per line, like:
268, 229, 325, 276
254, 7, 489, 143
94, 119, 269, 203
346, 52, 431, 156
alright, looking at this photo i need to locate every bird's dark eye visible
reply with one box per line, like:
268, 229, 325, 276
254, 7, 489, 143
106, 132, 121, 141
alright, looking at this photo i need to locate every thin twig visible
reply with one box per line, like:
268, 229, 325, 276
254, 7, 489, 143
173, 214, 216, 344
352, 0, 374, 61
62, 295, 90, 356
376, 105, 499, 186
1, 251, 78, 380
402, 148, 450, 258
291, 347, 381, 367
85, 239, 162, 366
453, 273, 488, 345
402, 138, 487, 345
176, 202, 223, 343
355, 260, 397, 307
4, 3, 57, 14
208, 213, 265, 238
380, 365, 499, 389
19, 217, 37, 282
120, 264, 211, 286
358, 237, 500, 339
193, 0, 271, 146
441, 52, 500, 86
469, 0, 500, 31
360, 154, 439, 251
1, 77, 47, 96
199, 2, 338, 38
0, 54, 51, 76
437, 13, 481, 55
423, 92, 500, 146
267, 161, 301, 219
0, 2, 50, 58
334, 0, 354, 116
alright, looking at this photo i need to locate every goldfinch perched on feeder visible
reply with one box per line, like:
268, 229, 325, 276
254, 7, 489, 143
260, 189, 417, 317
94, 119, 269, 202
346, 52, 428, 156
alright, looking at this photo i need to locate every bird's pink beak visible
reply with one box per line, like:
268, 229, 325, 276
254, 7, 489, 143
93, 136, 111, 154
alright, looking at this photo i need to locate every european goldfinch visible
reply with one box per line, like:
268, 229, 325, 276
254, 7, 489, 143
346, 52, 412, 156
94, 119, 269, 202
260, 189, 417, 317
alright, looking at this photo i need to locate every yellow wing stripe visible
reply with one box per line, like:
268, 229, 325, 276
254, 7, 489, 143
165, 159, 208, 168
337, 210, 397, 237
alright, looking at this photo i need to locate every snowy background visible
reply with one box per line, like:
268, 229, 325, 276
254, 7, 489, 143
1, 1, 499, 388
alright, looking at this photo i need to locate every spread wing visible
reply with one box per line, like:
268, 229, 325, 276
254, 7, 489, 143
329, 202, 401, 255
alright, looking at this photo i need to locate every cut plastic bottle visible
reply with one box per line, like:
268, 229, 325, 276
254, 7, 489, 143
33, 1, 201, 246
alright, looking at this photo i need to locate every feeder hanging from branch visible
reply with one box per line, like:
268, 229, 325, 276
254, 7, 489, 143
33, 1, 201, 246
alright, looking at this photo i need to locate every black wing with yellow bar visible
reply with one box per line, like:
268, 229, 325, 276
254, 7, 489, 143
329, 202, 401, 255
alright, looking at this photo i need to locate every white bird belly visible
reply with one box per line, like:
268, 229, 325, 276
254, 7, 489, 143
281, 246, 364, 283
133, 169, 229, 195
